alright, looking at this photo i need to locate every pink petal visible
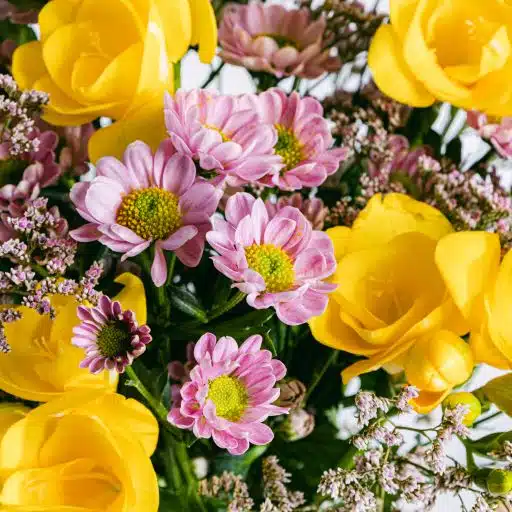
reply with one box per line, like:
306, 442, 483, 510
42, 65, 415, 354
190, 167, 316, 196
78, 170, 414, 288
120, 240, 151, 261
123, 141, 153, 188
160, 225, 198, 250
212, 336, 239, 363
250, 199, 269, 244
194, 333, 217, 361
84, 177, 123, 224
179, 182, 220, 216
270, 359, 287, 380
235, 215, 255, 247
225, 192, 255, 226
70, 223, 100, 242
151, 242, 167, 287
168, 408, 195, 428
238, 334, 262, 354
161, 153, 196, 195
174, 233, 205, 267
263, 217, 296, 247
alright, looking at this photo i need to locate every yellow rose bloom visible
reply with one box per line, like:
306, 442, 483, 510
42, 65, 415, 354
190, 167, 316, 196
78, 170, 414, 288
12, 0, 217, 162
0, 273, 146, 402
310, 193, 473, 413
0, 390, 159, 511
368, 0, 512, 115
435, 231, 512, 369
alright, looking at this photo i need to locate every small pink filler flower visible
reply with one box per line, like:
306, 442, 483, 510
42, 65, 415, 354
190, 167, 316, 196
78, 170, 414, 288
168, 332, 289, 455
206, 192, 337, 325
70, 140, 221, 286
72, 294, 152, 374
218, 3, 340, 79
241, 89, 348, 190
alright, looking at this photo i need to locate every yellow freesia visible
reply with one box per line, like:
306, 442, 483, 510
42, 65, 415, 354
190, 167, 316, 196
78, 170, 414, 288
12, 0, 217, 162
368, 0, 512, 115
0, 390, 159, 511
310, 193, 473, 413
435, 231, 512, 370
0, 273, 146, 402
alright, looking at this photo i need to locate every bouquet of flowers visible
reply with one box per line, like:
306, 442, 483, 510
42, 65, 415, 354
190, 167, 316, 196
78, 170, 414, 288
1, 0, 512, 510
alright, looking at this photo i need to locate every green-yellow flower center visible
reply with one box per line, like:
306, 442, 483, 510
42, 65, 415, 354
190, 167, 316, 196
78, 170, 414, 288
207, 375, 248, 421
203, 124, 231, 142
97, 322, 132, 358
245, 243, 295, 293
116, 187, 181, 240
274, 124, 304, 171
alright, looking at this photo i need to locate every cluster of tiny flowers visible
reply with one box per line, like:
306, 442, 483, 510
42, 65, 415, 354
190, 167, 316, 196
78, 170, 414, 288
198, 471, 254, 512
303, 0, 385, 64
426, 405, 470, 474
0, 74, 48, 156
490, 440, 512, 462
6, 197, 76, 275
0, 307, 21, 352
354, 390, 392, 427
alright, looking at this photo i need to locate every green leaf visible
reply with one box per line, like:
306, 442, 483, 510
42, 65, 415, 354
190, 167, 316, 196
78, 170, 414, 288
169, 285, 208, 323
445, 136, 463, 164
0, 20, 36, 46
480, 373, 512, 416
212, 445, 268, 477
209, 309, 275, 337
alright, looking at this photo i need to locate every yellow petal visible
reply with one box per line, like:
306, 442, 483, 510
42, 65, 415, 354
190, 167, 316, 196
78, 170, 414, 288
38, 0, 81, 41
11, 41, 47, 90
189, 0, 218, 63
309, 299, 380, 356
349, 193, 453, 252
410, 389, 451, 414
435, 231, 501, 325
114, 273, 148, 326
389, 0, 421, 40
0, 404, 29, 442
326, 226, 351, 262
88, 93, 167, 162
368, 24, 435, 107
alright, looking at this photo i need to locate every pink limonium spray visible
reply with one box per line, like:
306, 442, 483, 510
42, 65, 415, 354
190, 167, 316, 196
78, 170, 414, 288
206, 192, 337, 325
70, 140, 221, 286
72, 294, 152, 374
164, 89, 280, 185
168, 332, 289, 455
241, 89, 348, 190
467, 110, 512, 159
218, 3, 341, 79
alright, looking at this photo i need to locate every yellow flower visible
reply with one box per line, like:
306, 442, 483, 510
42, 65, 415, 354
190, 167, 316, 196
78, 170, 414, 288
309, 193, 473, 413
12, 0, 217, 162
0, 273, 146, 402
435, 231, 512, 369
0, 390, 159, 511
368, 0, 512, 115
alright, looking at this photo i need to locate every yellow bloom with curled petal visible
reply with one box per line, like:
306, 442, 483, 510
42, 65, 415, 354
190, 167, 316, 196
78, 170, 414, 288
309, 193, 474, 413
12, 0, 217, 162
0, 390, 159, 511
0, 273, 146, 402
435, 230, 512, 370
368, 0, 512, 115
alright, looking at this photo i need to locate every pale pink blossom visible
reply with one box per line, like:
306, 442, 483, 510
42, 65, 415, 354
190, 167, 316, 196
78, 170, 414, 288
206, 192, 337, 325
168, 332, 289, 455
241, 89, 348, 189
164, 89, 280, 185
467, 111, 512, 159
70, 140, 221, 287
218, 2, 341, 79
265, 193, 328, 230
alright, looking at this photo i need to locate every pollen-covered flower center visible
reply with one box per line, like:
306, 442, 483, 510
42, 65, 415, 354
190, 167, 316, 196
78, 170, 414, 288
207, 375, 248, 421
97, 322, 132, 359
245, 243, 295, 293
274, 124, 304, 171
116, 187, 181, 240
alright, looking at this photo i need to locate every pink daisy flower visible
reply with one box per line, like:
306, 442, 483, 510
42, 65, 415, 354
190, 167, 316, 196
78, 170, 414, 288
218, 3, 341, 79
241, 89, 348, 190
164, 89, 280, 185
72, 294, 152, 374
206, 192, 337, 325
168, 332, 289, 455
70, 140, 221, 286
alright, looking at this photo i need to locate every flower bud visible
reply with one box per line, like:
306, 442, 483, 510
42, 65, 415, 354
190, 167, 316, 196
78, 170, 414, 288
276, 379, 306, 410
281, 409, 315, 442
487, 469, 512, 495
443, 392, 482, 426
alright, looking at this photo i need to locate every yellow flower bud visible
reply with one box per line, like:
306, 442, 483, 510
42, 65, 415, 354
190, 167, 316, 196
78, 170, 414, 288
487, 469, 512, 495
443, 392, 482, 426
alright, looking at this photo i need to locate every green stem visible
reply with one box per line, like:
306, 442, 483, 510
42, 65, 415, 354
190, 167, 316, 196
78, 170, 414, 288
473, 411, 502, 427
291, 77, 301, 92
201, 62, 225, 88
173, 60, 181, 91
31, 263, 49, 278
166, 253, 176, 287
207, 290, 246, 322
263, 331, 277, 356
305, 350, 338, 402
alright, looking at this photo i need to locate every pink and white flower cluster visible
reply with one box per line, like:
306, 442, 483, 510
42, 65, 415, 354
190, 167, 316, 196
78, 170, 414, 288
467, 111, 512, 159
168, 333, 289, 455
164, 88, 347, 190
206, 192, 337, 325
218, 3, 341, 79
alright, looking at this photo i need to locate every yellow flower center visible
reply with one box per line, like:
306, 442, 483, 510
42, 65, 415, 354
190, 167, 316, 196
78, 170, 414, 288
116, 187, 181, 240
97, 322, 132, 358
203, 124, 231, 142
207, 375, 248, 421
274, 124, 304, 171
245, 243, 295, 293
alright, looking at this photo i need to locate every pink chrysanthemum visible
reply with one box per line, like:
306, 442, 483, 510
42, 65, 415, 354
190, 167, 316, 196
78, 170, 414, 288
164, 89, 280, 185
206, 192, 337, 325
241, 89, 348, 190
265, 193, 328, 230
70, 140, 221, 286
168, 332, 289, 455
218, 3, 341, 79
72, 294, 152, 374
